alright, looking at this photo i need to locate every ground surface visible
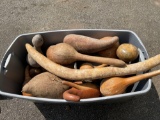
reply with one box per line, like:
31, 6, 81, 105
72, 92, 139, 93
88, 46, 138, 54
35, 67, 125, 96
0, 0, 160, 120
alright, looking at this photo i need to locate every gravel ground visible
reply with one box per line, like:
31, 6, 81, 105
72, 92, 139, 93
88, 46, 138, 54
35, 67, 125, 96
0, 0, 160, 120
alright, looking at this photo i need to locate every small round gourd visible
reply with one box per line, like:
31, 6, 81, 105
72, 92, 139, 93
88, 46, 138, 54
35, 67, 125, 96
116, 43, 139, 63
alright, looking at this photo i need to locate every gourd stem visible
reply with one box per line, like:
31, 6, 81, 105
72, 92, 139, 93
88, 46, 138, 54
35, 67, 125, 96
62, 81, 83, 90
76, 53, 125, 67
126, 70, 160, 85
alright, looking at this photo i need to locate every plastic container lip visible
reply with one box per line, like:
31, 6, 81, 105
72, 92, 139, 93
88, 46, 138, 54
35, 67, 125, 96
0, 29, 152, 103
0, 81, 151, 103
8, 29, 139, 38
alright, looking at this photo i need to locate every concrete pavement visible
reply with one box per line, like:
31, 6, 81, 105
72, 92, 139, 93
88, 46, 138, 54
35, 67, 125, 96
0, 0, 160, 119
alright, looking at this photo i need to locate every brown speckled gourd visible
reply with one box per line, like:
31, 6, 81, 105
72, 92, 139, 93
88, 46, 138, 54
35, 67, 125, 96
46, 43, 126, 67
63, 34, 119, 54
22, 72, 69, 98
25, 43, 160, 81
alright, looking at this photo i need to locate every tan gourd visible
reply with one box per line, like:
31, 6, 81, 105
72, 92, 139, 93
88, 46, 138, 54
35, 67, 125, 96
79, 63, 94, 69
79, 63, 94, 82
116, 43, 139, 63
46, 43, 126, 67
98, 37, 119, 58
79, 62, 107, 82
22, 72, 69, 98
63, 34, 119, 54
100, 69, 160, 96
62, 81, 100, 102
25, 43, 160, 81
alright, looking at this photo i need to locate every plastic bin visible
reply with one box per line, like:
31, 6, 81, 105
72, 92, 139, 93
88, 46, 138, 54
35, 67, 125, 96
0, 29, 151, 103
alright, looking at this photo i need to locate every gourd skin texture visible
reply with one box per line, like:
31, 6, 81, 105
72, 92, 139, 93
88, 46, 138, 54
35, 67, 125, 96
63, 88, 81, 102
25, 43, 160, 81
116, 43, 139, 63
98, 37, 119, 58
46, 43, 126, 67
79, 63, 94, 69
22, 72, 69, 98
100, 69, 160, 96
63, 87, 100, 102
46, 43, 76, 65
63, 34, 119, 54
62, 81, 101, 102
100, 77, 127, 96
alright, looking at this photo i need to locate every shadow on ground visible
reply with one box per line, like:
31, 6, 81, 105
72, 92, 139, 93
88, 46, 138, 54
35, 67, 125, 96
35, 83, 160, 120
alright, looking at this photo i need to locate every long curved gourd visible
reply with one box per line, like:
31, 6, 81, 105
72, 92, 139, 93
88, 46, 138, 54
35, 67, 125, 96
25, 43, 160, 81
